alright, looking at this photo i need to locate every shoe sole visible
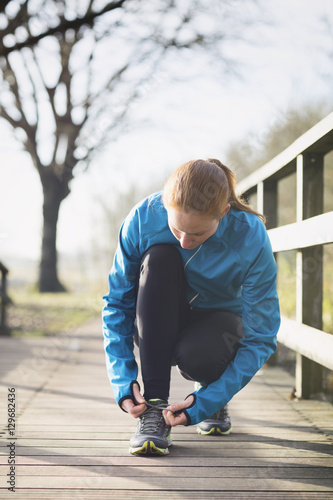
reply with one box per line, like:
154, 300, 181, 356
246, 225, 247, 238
197, 425, 232, 436
129, 440, 170, 456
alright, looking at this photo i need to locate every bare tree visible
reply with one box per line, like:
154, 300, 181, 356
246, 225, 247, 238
0, 0, 258, 291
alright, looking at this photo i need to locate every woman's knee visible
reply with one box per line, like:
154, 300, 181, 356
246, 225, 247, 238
174, 311, 243, 385
176, 346, 226, 385
141, 244, 182, 269
138, 244, 184, 289
177, 359, 219, 385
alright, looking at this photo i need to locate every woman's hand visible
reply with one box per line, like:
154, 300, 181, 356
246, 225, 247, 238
163, 395, 194, 427
121, 383, 146, 418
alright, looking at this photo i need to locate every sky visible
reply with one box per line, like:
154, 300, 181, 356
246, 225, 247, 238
0, 0, 333, 279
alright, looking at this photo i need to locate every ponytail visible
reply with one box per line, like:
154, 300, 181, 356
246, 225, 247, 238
206, 158, 266, 224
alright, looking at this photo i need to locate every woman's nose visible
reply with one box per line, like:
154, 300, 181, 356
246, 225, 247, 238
179, 234, 193, 249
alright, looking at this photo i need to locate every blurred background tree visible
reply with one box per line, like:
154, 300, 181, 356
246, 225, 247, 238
226, 103, 332, 180
0, 0, 260, 292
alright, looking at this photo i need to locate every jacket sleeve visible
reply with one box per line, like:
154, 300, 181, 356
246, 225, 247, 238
102, 207, 142, 407
185, 226, 281, 426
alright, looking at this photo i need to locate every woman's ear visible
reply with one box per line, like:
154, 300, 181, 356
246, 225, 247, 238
221, 203, 231, 218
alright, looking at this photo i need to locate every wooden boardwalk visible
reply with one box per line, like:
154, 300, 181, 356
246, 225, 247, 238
1, 317, 333, 499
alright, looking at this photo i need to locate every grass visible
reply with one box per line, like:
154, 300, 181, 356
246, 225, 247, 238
7, 287, 102, 337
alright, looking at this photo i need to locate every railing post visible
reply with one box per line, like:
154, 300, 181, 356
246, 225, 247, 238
0, 262, 11, 336
257, 181, 264, 215
257, 179, 278, 229
295, 153, 324, 398
263, 181, 278, 230
260, 180, 278, 365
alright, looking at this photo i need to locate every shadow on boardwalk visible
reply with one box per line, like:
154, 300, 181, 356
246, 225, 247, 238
1, 317, 333, 499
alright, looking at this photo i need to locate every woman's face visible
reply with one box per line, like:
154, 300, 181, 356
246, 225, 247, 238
167, 206, 222, 250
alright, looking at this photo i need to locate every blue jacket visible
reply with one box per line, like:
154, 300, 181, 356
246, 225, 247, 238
102, 192, 280, 425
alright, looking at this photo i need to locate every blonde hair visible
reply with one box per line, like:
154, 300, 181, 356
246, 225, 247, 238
163, 158, 266, 223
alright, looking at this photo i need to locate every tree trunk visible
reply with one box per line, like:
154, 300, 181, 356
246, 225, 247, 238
38, 169, 69, 292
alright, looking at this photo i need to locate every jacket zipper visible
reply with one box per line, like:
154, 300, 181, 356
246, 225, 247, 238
184, 244, 202, 306
184, 244, 202, 269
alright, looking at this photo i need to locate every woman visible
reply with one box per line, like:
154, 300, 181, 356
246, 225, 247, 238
102, 158, 280, 456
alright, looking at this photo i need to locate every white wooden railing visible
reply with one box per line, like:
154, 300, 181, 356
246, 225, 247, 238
237, 112, 333, 398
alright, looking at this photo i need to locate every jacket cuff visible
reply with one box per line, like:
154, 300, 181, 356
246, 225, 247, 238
118, 381, 141, 413
183, 410, 191, 426
183, 392, 196, 426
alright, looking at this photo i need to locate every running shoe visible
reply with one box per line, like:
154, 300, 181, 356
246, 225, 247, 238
197, 405, 232, 436
129, 399, 172, 456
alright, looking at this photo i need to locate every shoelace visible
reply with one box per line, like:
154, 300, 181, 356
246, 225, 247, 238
144, 401, 169, 411
144, 400, 182, 415
140, 404, 167, 433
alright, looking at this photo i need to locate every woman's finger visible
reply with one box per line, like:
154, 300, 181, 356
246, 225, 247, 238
168, 395, 194, 414
132, 383, 146, 405
163, 409, 187, 427
121, 397, 146, 418
129, 402, 147, 418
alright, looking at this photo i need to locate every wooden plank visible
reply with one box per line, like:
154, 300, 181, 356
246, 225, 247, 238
8, 429, 329, 440
3, 475, 333, 491
8, 447, 333, 458
277, 317, 333, 371
7, 432, 331, 447
1, 465, 332, 479
268, 211, 333, 252
6, 456, 333, 467
1, 491, 333, 500
10, 428, 332, 440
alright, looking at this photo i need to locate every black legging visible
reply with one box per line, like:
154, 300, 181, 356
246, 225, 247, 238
135, 244, 243, 401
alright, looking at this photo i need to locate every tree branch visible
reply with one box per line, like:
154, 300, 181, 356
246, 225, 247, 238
20, 53, 40, 126
0, 0, 127, 57
0, 0, 12, 14
0, 105, 20, 129
0, 104, 38, 167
